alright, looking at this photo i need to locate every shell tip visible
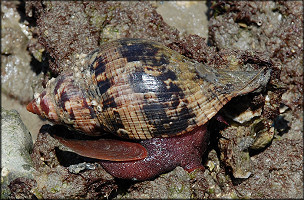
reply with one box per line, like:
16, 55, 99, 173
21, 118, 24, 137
26, 99, 40, 115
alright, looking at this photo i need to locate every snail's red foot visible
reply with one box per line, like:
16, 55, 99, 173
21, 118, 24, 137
100, 125, 209, 181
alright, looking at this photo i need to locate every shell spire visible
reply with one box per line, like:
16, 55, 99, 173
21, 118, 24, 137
27, 73, 104, 136
27, 91, 60, 122
26, 99, 39, 115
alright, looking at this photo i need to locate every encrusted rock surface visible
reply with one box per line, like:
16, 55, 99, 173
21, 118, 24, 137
209, 1, 303, 198
1, 1, 47, 140
1, 1, 44, 103
209, 1, 303, 116
117, 167, 192, 199
1, 108, 35, 199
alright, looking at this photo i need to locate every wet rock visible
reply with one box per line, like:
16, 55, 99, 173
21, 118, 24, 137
278, 110, 302, 140
1, 1, 47, 140
217, 115, 275, 178
208, 2, 303, 198
67, 162, 97, 174
191, 150, 237, 199
118, 167, 192, 199
250, 119, 275, 150
219, 126, 254, 179
1, 1, 44, 104
156, 1, 208, 38
8, 177, 37, 199
1, 108, 35, 199
209, 1, 303, 115
235, 138, 303, 198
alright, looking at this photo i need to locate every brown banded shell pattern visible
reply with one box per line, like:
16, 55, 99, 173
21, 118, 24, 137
31, 38, 269, 139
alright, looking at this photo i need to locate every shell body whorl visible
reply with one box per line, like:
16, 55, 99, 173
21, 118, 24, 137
27, 38, 270, 139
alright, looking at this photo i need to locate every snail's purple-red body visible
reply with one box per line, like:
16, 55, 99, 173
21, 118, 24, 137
27, 38, 270, 180
100, 126, 208, 180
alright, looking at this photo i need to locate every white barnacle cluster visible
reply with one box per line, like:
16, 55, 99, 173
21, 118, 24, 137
87, 98, 102, 113
73, 52, 89, 78
46, 77, 56, 87
62, 111, 74, 125
74, 52, 87, 65
96, 105, 102, 112
34, 92, 41, 105
72, 61, 82, 79
91, 99, 98, 106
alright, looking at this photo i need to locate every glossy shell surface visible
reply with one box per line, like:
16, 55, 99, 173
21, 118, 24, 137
27, 38, 270, 140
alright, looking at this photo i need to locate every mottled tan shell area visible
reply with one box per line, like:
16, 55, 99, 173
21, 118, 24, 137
29, 38, 270, 140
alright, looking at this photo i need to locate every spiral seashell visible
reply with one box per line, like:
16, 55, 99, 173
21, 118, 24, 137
27, 38, 270, 139
27, 38, 270, 161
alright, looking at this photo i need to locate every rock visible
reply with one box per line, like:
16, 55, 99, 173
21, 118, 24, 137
191, 150, 238, 199
1, 1, 47, 141
218, 126, 254, 179
208, 2, 303, 198
235, 138, 303, 199
118, 167, 192, 199
1, 108, 35, 199
156, 1, 208, 38
8, 177, 37, 199
250, 119, 275, 150
1, 1, 44, 104
209, 1, 303, 116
